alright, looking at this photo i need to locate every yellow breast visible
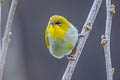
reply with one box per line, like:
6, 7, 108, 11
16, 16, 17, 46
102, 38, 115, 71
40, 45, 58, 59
45, 15, 70, 48
48, 24, 69, 39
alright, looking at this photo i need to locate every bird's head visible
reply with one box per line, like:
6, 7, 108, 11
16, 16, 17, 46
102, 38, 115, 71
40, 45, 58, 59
47, 15, 70, 39
49, 15, 69, 27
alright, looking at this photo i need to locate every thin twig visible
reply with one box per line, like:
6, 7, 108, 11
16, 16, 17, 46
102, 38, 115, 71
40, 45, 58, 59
0, 1, 1, 47
62, 0, 103, 80
0, 1, 2, 79
0, 1, 1, 70
0, 0, 18, 79
101, 0, 115, 80
0, 0, 4, 60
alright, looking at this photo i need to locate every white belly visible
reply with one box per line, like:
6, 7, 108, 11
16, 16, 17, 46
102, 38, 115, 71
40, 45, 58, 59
48, 24, 78, 59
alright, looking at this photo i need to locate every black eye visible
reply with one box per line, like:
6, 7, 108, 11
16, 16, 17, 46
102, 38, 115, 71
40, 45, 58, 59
56, 21, 62, 26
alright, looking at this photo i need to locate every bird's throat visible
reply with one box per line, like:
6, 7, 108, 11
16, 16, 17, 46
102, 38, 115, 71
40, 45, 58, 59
49, 25, 68, 39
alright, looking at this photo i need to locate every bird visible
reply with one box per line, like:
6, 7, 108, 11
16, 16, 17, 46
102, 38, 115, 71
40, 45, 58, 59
45, 15, 78, 59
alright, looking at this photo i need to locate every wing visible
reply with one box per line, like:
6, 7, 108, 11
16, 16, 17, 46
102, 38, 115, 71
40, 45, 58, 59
45, 27, 50, 48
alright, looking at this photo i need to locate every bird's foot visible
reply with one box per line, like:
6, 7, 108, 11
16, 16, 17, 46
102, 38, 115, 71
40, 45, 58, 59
67, 55, 76, 60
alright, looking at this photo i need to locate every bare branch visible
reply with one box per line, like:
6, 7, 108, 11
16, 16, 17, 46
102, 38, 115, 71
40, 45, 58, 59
0, 1, 2, 51
0, 1, 1, 71
62, 0, 103, 80
0, 0, 18, 79
101, 0, 115, 80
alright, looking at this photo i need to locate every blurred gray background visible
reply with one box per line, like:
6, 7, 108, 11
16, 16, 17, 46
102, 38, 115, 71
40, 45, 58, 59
2, 0, 120, 80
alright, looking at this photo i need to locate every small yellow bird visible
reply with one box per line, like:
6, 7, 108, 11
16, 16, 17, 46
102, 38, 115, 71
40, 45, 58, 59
45, 15, 78, 59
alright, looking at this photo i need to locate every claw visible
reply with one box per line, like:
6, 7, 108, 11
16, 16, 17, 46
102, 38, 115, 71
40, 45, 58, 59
67, 55, 75, 60
78, 34, 85, 37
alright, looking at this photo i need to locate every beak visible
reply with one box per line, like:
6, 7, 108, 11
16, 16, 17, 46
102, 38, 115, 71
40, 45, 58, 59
50, 22, 55, 25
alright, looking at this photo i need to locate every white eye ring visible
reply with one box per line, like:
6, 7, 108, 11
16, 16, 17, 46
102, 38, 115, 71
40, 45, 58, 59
56, 21, 62, 26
